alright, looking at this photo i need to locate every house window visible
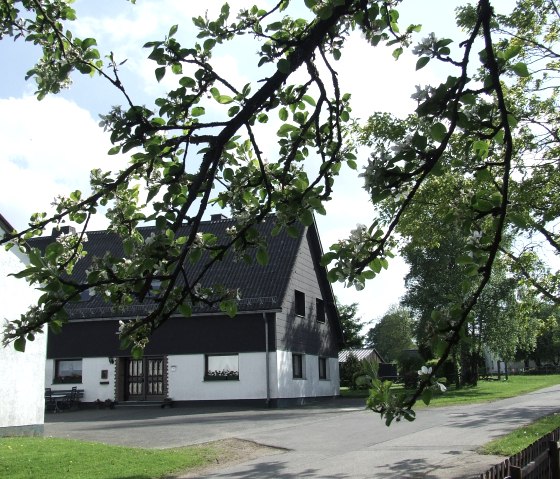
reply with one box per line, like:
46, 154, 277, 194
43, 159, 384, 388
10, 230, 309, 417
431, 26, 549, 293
205, 354, 239, 380
318, 357, 328, 380
293, 353, 304, 379
316, 298, 325, 323
54, 359, 82, 384
295, 290, 305, 317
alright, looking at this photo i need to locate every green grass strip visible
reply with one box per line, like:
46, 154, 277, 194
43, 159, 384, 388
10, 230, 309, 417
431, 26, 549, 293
0, 436, 220, 479
341, 375, 560, 408
479, 412, 560, 457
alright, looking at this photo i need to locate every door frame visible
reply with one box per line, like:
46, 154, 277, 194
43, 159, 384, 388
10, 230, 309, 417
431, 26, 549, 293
116, 356, 167, 401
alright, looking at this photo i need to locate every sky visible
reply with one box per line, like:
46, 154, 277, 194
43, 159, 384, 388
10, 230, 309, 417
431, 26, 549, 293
0, 0, 514, 330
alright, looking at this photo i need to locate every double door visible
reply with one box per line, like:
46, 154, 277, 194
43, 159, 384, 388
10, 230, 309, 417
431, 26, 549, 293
124, 357, 165, 401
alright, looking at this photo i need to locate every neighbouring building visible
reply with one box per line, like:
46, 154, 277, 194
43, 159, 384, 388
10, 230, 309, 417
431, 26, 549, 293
0, 213, 45, 436
34, 215, 343, 407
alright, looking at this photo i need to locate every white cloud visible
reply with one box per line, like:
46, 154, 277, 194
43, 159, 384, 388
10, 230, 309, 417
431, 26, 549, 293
0, 96, 126, 231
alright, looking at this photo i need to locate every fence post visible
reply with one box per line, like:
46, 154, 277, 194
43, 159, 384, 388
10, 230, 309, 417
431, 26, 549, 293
550, 440, 560, 478
509, 465, 522, 479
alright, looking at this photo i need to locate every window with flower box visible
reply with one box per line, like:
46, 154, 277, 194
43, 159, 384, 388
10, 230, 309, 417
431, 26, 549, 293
204, 354, 239, 380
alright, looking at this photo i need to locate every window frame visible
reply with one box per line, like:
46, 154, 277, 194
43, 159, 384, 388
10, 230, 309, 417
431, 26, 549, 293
316, 298, 325, 323
204, 353, 239, 381
295, 290, 306, 317
292, 353, 305, 379
54, 359, 83, 384
318, 357, 328, 380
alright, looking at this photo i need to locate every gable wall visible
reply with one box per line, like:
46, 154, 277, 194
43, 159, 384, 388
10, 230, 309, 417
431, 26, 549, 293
276, 228, 339, 358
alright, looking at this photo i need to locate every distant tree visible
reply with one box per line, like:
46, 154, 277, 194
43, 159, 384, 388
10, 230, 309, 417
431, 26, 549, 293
526, 305, 560, 367
338, 301, 364, 348
365, 305, 414, 362
339, 352, 361, 389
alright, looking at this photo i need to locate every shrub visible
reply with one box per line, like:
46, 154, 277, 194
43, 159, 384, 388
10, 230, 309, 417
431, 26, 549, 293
398, 350, 424, 389
340, 353, 361, 388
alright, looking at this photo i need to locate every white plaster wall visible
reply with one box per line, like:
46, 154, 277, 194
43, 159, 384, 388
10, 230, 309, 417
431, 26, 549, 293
46, 358, 115, 403
0, 245, 45, 432
168, 352, 270, 401
275, 350, 339, 398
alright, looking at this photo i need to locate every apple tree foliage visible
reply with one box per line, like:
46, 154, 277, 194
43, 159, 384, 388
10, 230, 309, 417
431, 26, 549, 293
1, 0, 559, 424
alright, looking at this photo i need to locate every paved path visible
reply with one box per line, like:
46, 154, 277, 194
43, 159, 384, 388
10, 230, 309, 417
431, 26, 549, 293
44, 384, 560, 478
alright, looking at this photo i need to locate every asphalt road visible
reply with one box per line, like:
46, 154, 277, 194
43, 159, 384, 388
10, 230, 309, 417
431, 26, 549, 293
44, 384, 560, 478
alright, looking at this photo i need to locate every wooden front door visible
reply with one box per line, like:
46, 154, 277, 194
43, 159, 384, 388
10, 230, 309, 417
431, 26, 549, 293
124, 357, 165, 401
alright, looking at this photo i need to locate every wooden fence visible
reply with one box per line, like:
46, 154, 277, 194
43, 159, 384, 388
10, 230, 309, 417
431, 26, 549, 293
480, 428, 560, 479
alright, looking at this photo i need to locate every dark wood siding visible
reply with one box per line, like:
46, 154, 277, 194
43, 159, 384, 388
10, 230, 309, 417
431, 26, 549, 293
276, 228, 341, 357
47, 313, 277, 358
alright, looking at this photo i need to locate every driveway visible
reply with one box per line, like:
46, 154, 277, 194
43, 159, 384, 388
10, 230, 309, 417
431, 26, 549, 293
44, 385, 560, 478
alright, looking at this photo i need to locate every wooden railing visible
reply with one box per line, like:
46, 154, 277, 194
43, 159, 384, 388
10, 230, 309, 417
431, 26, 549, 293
480, 428, 560, 479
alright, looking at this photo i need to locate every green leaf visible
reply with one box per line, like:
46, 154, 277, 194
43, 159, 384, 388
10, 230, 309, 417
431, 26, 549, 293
155, 67, 166, 82
320, 252, 337, 267
14, 337, 26, 352
131, 346, 144, 359
191, 106, 205, 117
277, 59, 291, 74
179, 76, 196, 88
168, 24, 178, 37
108, 146, 121, 155
220, 300, 238, 318
81, 38, 97, 50
178, 303, 192, 317
457, 255, 473, 265
369, 258, 382, 273
416, 57, 430, 70
392, 47, 403, 60
430, 122, 447, 143
203, 38, 216, 51
228, 106, 240, 117
302, 95, 316, 106
511, 62, 530, 77
286, 225, 300, 238
279, 108, 288, 121
300, 209, 314, 226
412, 133, 427, 150
421, 389, 432, 405
472, 140, 489, 158
256, 247, 269, 266
210, 87, 220, 100
277, 123, 297, 137
217, 95, 233, 104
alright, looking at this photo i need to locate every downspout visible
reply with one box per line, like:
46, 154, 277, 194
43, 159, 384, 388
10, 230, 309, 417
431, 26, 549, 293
263, 312, 270, 407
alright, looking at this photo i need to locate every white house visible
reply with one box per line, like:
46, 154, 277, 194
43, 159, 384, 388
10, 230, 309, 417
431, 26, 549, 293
37, 215, 343, 407
0, 213, 45, 436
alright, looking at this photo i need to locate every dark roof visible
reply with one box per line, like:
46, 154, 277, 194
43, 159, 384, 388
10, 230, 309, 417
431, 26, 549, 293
339, 348, 385, 363
0, 212, 15, 236
29, 216, 306, 319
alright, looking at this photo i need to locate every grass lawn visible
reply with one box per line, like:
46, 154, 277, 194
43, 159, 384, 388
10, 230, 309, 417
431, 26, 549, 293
0, 436, 223, 479
479, 412, 560, 456
340, 375, 560, 408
